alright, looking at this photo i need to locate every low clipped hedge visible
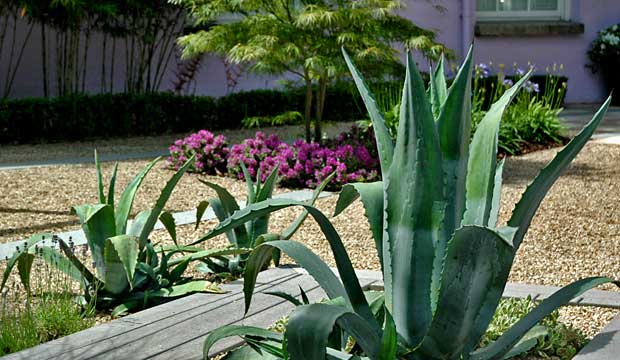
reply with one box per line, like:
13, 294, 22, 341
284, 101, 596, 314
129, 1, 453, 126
0, 87, 367, 144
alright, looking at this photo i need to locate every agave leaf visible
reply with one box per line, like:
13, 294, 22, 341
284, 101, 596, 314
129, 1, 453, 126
244, 240, 348, 314
203, 325, 283, 358
72, 204, 116, 278
201, 179, 249, 248
169, 257, 191, 284
501, 325, 547, 359
111, 301, 141, 317
286, 303, 380, 360
507, 95, 612, 250
150, 280, 224, 299
165, 248, 251, 268
378, 310, 397, 360
281, 172, 335, 240
471, 277, 618, 360
436, 46, 473, 241
333, 181, 383, 266
105, 235, 139, 292
195, 200, 210, 230
462, 71, 532, 227
240, 161, 256, 204
138, 156, 194, 249
159, 211, 177, 246
421, 226, 512, 359
251, 165, 279, 244
385, 52, 444, 346
488, 159, 505, 228
127, 209, 152, 237
342, 48, 393, 175
1, 233, 50, 290
107, 163, 119, 208
264, 291, 303, 307
16, 253, 35, 293
94, 150, 106, 204
116, 157, 160, 235
103, 238, 131, 294
57, 238, 98, 285
429, 53, 448, 120
201, 199, 376, 328
224, 344, 281, 359
256, 164, 279, 202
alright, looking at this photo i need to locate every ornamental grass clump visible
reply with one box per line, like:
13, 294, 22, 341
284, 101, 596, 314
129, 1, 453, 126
199, 46, 615, 360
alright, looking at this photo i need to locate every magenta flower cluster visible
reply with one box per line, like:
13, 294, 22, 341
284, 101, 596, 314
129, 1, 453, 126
167, 130, 229, 174
168, 127, 380, 189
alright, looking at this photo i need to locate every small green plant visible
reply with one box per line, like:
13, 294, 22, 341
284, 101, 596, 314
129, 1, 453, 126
481, 297, 587, 360
197, 47, 614, 359
0, 257, 94, 355
242, 111, 304, 129
191, 164, 334, 276
2, 153, 239, 316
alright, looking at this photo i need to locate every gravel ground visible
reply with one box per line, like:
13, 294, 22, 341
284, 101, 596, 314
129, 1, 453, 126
1, 141, 619, 338
0, 122, 353, 164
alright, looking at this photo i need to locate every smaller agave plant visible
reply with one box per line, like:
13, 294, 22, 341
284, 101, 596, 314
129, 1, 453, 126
190, 163, 335, 276
2, 153, 238, 315
197, 46, 615, 360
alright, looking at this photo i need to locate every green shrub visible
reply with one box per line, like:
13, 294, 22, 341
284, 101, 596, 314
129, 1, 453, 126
242, 111, 304, 129
0, 86, 367, 144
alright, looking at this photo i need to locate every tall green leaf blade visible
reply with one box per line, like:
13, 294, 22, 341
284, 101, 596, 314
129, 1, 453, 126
502, 325, 547, 359
201, 179, 249, 248
57, 239, 98, 285
72, 204, 116, 278
107, 163, 119, 208
507, 96, 612, 249
286, 303, 380, 360
421, 226, 512, 359
1, 233, 50, 290
149, 280, 223, 298
195, 200, 210, 231
240, 161, 256, 204
488, 159, 505, 228
342, 48, 393, 175
463, 71, 532, 227
106, 235, 139, 288
103, 238, 131, 294
138, 156, 193, 249
378, 310, 397, 360
333, 182, 384, 265
244, 241, 348, 313
429, 54, 448, 119
256, 164, 279, 202
159, 211, 178, 246
165, 248, 251, 268
16, 253, 35, 292
385, 52, 444, 347
436, 46, 473, 241
281, 172, 335, 240
115, 157, 160, 235
94, 150, 106, 204
471, 277, 618, 360
203, 325, 283, 359
127, 209, 152, 237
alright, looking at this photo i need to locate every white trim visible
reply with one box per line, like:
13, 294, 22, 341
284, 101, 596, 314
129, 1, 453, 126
477, 0, 569, 21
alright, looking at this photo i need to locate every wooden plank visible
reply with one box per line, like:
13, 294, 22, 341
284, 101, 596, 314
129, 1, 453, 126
3, 267, 300, 360
574, 314, 620, 360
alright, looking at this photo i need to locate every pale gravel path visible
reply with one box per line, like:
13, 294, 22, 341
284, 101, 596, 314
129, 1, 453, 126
1, 141, 619, 337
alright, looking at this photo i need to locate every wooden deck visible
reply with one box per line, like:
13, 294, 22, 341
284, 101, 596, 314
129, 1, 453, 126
3, 266, 380, 360
4, 266, 620, 360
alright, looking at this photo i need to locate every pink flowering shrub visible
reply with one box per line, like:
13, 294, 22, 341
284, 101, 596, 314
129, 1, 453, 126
167, 130, 229, 174
169, 127, 380, 190
226, 132, 296, 182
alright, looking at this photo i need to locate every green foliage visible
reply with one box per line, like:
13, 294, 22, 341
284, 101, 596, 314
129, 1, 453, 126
0, 257, 94, 356
480, 297, 587, 360
192, 166, 334, 276
0, 88, 365, 144
242, 111, 304, 129
1, 154, 231, 316
199, 47, 615, 359
174, 0, 449, 142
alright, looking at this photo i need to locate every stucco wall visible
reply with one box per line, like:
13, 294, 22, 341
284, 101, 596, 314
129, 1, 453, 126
1, 0, 618, 103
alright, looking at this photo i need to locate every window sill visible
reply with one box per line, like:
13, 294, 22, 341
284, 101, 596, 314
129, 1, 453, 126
475, 21, 584, 37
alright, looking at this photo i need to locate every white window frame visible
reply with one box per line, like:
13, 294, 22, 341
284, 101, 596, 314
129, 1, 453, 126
476, 0, 570, 21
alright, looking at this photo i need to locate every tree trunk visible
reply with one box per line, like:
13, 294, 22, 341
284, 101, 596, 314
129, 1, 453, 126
314, 75, 328, 143
304, 77, 313, 143
41, 22, 48, 97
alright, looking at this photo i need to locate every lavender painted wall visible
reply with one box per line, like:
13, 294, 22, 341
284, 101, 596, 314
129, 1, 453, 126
1, 0, 618, 103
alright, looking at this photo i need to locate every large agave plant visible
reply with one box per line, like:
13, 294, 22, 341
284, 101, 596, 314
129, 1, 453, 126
200, 47, 615, 360
2, 153, 236, 315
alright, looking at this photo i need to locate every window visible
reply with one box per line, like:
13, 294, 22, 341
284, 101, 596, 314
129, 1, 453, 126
476, 0, 569, 20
